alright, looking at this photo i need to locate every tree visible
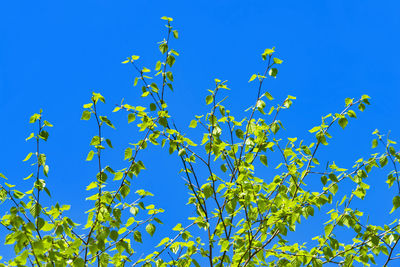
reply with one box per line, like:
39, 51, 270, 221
0, 16, 399, 267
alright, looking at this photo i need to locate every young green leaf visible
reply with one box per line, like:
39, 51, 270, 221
338, 118, 348, 129
86, 150, 95, 161
206, 95, 213, 105
391, 196, 400, 213
248, 74, 257, 82
273, 57, 283, 64
22, 152, 33, 162
260, 155, 268, 166
161, 16, 173, 22
269, 68, 278, 78
134, 230, 142, 243
189, 120, 197, 128
372, 139, 378, 148
146, 223, 156, 236
81, 110, 91, 120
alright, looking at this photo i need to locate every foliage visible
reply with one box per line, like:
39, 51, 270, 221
1, 16, 400, 266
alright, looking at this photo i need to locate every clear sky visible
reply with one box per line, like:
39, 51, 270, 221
1, 0, 400, 264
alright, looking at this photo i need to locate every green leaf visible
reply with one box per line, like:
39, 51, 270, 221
150, 83, 159, 92
338, 118, 348, 129
248, 74, 257, 82
269, 68, 278, 78
29, 113, 41, 123
86, 150, 95, 161
92, 95, 105, 104
86, 182, 97, 191
256, 100, 266, 111
312, 259, 323, 267
146, 223, 156, 236
159, 43, 168, 54
155, 61, 162, 71
329, 173, 338, 182
361, 94, 371, 100
166, 71, 174, 81
220, 239, 230, 252
202, 183, 213, 199
339, 196, 347, 206
105, 166, 115, 174
83, 103, 93, 109
43, 165, 49, 177
260, 155, 268, 166
220, 164, 227, 172
235, 129, 244, 139
38, 153, 46, 166
124, 147, 132, 160
22, 152, 33, 162
264, 91, 274, 100
273, 57, 283, 64
43, 120, 53, 127
192, 259, 201, 267
81, 110, 91, 120
72, 258, 85, 267
391, 196, 400, 214
271, 122, 280, 134
178, 148, 186, 156
324, 224, 333, 236
12, 190, 24, 200
166, 55, 175, 67
128, 113, 136, 123
106, 139, 113, 148
130, 206, 139, 216
309, 126, 320, 133
345, 98, 353, 106
44, 187, 51, 197
189, 120, 197, 128
379, 156, 388, 167
121, 184, 130, 198
353, 187, 366, 199
30, 203, 41, 218
161, 16, 173, 22
23, 173, 33, 180
173, 30, 178, 39
372, 139, 378, 148
114, 172, 123, 181
329, 183, 338, 195
206, 95, 213, 105
133, 230, 142, 243
347, 110, 357, 118
97, 172, 107, 183
109, 230, 118, 242
170, 49, 179, 56
172, 223, 183, 231
209, 115, 217, 126
39, 130, 49, 141
262, 48, 275, 59
100, 116, 115, 129
90, 136, 100, 146
142, 67, 151, 73
156, 237, 170, 247
321, 175, 327, 185
25, 132, 34, 141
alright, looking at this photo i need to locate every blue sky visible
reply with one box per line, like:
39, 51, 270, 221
1, 0, 400, 264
